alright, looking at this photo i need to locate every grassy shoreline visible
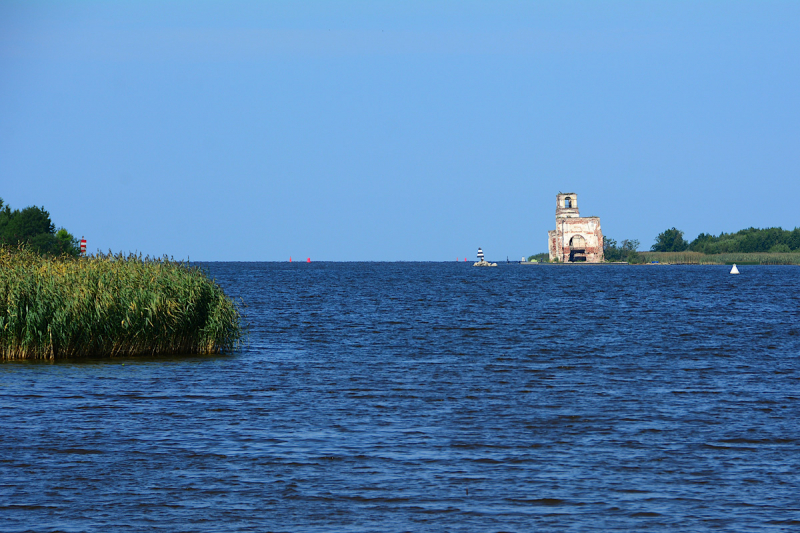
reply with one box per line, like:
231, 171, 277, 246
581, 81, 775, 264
0, 247, 243, 360
639, 251, 800, 265
526, 251, 800, 265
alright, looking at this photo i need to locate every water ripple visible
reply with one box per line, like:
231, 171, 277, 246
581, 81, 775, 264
1, 263, 799, 532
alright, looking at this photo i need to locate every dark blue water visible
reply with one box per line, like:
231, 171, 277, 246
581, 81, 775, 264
2, 263, 800, 532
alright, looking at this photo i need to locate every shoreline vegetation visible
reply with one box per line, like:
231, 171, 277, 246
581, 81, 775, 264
527, 252, 800, 265
639, 251, 800, 265
0, 246, 243, 360
0, 197, 80, 257
530, 226, 800, 265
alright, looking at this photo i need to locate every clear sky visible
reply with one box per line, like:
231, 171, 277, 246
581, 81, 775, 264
2, 2, 798, 261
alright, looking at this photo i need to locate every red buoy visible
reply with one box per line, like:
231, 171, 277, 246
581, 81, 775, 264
307, 258, 310, 263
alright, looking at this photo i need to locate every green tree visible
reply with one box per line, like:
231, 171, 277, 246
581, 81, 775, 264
790, 228, 800, 250
651, 228, 688, 252
769, 243, 791, 253
688, 232, 715, 253
2, 205, 54, 244
604, 236, 620, 261
0, 198, 13, 239
0, 197, 79, 257
527, 252, 549, 262
687, 227, 800, 254
604, 236, 641, 263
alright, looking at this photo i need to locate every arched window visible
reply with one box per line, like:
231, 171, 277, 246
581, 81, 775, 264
570, 235, 586, 249
564, 197, 572, 208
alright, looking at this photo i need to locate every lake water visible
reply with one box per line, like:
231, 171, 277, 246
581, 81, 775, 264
1, 263, 799, 532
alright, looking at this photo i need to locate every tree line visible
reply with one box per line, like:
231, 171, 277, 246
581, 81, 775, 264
539, 226, 800, 263
0, 198, 80, 257
603, 237, 643, 263
650, 227, 800, 254
531, 238, 645, 263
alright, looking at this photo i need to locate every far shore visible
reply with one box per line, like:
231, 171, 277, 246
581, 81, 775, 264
524, 251, 800, 266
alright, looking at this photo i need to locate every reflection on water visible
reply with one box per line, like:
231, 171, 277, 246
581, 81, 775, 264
2, 263, 799, 532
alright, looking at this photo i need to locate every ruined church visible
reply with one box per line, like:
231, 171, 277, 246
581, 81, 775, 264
547, 193, 604, 263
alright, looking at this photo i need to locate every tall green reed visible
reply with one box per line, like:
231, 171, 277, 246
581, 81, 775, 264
0, 246, 243, 360
640, 251, 800, 265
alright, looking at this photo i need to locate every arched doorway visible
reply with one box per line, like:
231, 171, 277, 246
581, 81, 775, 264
569, 235, 586, 262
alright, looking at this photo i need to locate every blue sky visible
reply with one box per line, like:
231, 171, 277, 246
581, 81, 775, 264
2, 2, 798, 260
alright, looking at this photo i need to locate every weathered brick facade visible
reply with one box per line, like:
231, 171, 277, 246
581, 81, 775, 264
547, 193, 604, 262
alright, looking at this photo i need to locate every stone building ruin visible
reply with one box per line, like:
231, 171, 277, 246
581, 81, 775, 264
547, 193, 604, 263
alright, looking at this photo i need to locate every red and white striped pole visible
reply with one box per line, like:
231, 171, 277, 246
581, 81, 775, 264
79, 236, 87, 256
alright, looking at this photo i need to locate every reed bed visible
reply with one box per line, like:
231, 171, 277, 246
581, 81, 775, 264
0, 246, 243, 360
640, 251, 800, 265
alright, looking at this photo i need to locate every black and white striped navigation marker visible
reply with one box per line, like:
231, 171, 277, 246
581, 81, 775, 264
473, 247, 496, 266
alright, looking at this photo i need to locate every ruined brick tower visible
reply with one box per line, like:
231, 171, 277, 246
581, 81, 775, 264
547, 193, 604, 263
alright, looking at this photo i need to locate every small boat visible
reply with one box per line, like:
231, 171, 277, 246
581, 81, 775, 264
730, 264, 740, 274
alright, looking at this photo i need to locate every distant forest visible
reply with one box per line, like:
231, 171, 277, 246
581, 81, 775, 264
651, 227, 800, 254
0, 198, 80, 257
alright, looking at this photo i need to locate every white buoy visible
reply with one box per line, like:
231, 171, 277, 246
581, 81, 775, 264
730, 263, 740, 274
